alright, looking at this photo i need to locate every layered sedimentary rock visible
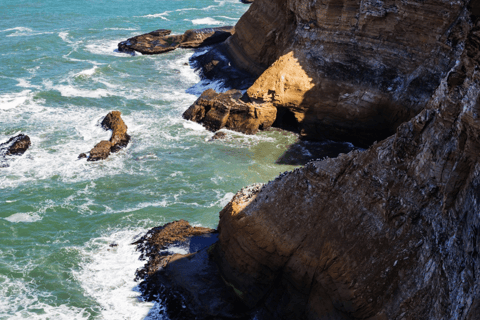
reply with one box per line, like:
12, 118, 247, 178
183, 89, 276, 134
211, 4, 480, 318
118, 27, 234, 55
83, 111, 130, 161
188, 0, 469, 146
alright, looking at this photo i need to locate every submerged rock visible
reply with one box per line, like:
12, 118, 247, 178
82, 111, 130, 161
211, 131, 227, 140
183, 89, 276, 134
118, 27, 235, 55
0, 134, 31, 156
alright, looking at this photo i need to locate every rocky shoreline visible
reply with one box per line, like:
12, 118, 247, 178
132, 0, 480, 319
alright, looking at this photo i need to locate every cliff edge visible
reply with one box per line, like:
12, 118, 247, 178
212, 2, 480, 317
188, 0, 469, 146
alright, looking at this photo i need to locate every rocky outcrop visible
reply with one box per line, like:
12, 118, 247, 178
210, 5, 480, 318
0, 134, 31, 156
0, 134, 31, 167
133, 220, 250, 320
118, 27, 235, 55
186, 0, 470, 146
83, 111, 130, 161
183, 89, 276, 134
142, 1, 480, 319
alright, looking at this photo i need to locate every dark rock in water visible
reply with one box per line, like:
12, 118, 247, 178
78, 153, 87, 159
0, 134, 31, 156
118, 27, 235, 55
189, 42, 257, 91
101, 111, 130, 152
241, 0, 254, 3
211, 131, 227, 140
82, 111, 130, 161
133, 220, 248, 319
88, 140, 112, 162
183, 89, 276, 134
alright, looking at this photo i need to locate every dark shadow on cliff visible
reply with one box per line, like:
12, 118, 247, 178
187, 42, 257, 95
274, 136, 360, 165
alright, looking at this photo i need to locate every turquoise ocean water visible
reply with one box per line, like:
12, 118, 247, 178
0, 0, 304, 319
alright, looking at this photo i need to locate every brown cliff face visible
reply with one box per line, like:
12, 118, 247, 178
217, 0, 469, 146
212, 2, 480, 318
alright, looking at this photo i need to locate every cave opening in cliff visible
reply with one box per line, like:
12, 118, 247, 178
272, 107, 300, 133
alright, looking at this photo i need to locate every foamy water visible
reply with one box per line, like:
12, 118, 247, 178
0, 0, 303, 318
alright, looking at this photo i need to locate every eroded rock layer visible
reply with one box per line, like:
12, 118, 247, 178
118, 27, 234, 55
212, 4, 480, 318
183, 89, 276, 134
212, 0, 470, 145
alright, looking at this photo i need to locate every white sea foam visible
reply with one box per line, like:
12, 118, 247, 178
139, 11, 171, 20
74, 228, 167, 320
55, 84, 110, 98
191, 17, 224, 25
0, 90, 31, 110
0, 275, 90, 320
4, 27, 53, 37
74, 66, 98, 78
0, 104, 129, 189
4, 212, 42, 223
215, 15, 239, 20
84, 39, 132, 57
58, 31, 69, 42
0, 27, 33, 33
16, 78, 42, 89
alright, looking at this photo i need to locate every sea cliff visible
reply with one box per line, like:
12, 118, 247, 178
138, 0, 480, 319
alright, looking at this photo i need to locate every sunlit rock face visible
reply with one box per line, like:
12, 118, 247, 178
223, 0, 468, 146
212, 1, 480, 318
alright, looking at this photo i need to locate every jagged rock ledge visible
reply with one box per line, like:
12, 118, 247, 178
79, 111, 130, 161
118, 27, 235, 56
133, 220, 251, 320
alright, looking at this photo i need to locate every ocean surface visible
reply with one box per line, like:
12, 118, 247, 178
0, 1, 300, 319
0, 0, 357, 319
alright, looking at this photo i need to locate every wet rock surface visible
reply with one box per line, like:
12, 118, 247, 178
188, 40, 258, 91
183, 89, 276, 134
0, 134, 31, 167
82, 111, 130, 161
133, 220, 250, 320
0, 134, 31, 156
118, 27, 235, 55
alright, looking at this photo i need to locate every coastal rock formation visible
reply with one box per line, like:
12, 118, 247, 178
0, 134, 31, 167
183, 89, 276, 134
83, 111, 130, 161
133, 220, 250, 319
189, 0, 469, 146
0, 134, 31, 156
118, 27, 234, 55
210, 6, 480, 318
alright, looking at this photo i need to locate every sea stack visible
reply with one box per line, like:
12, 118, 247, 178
83, 111, 130, 161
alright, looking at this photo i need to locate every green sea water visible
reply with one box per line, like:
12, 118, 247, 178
0, 0, 306, 319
